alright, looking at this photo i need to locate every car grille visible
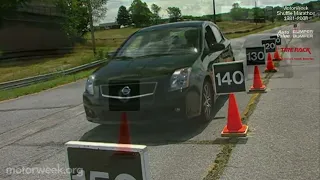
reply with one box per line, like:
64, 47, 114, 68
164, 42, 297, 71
100, 82, 157, 99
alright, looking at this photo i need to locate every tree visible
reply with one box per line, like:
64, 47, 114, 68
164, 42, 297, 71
273, 6, 283, 21
55, 0, 108, 38
151, 3, 161, 24
232, 3, 240, 9
129, 0, 152, 27
89, 0, 108, 23
55, 0, 108, 55
230, 3, 246, 21
116, 5, 130, 26
55, 0, 89, 38
167, 7, 181, 22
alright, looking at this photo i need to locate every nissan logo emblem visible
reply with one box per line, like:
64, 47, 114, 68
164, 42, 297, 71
121, 86, 131, 95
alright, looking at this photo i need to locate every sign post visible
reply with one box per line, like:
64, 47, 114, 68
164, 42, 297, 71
65, 141, 151, 180
212, 61, 247, 95
261, 39, 276, 53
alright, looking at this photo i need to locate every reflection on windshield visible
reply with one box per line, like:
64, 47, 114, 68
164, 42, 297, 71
116, 27, 201, 58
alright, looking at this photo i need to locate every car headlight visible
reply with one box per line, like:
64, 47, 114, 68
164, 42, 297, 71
85, 75, 95, 95
169, 67, 192, 91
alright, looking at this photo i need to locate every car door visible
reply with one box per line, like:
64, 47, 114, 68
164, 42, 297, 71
201, 25, 222, 97
209, 24, 234, 62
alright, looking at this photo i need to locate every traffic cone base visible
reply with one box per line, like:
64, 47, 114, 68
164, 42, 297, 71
264, 68, 278, 73
221, 125, 248, 137
248, 85, 266, 93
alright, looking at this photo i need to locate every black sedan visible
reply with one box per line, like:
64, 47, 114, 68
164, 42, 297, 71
83, 21, 235, 124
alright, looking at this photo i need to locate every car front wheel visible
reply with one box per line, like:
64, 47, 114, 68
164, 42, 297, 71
199, 80, 213, 122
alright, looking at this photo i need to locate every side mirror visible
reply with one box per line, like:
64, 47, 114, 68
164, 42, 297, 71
209, 43, 225, 52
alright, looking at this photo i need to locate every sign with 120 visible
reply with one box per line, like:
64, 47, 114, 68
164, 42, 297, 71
270, 35, 281, 45
246, 47, 266, 65
65, 141, 151, 180
212, 61, 247, 95
261, 39, 276, 53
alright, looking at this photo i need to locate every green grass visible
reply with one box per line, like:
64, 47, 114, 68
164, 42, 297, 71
0, 47, 109, 83
85, 21, 277, 52
91, 27, 139, 39
0, 68, 96, 102
225, 21, 289, 39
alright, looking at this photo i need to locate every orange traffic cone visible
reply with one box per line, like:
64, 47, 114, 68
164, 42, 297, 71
115, 112, 132, 155
118, 112, 131, 144
249, 65, 266, 93
221, 94, 248, 137
265, 53, 278, 72
273, 47, 282, 61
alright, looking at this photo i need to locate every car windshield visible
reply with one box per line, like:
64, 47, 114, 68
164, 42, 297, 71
115, 27, 201, 58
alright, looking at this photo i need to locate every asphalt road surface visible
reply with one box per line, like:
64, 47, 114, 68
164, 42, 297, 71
0, 23, 305, 180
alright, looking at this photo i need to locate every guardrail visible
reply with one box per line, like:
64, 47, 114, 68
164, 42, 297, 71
0, 59, 107, 91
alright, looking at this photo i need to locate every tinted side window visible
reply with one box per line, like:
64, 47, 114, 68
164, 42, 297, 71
205, 26, 216, 49
211, 25, 223, 43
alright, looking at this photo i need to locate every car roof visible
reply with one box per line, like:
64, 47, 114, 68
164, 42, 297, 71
138, 21, 206, 32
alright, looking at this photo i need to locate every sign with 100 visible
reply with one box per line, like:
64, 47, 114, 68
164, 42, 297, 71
246, 47, 266, 65
212, 61, 247, 95
261, 39, 276, 53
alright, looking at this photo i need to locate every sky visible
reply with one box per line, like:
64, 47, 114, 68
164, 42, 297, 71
100, 0, 312, 24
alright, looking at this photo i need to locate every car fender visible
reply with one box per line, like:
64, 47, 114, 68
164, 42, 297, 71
186, 59, 209, 117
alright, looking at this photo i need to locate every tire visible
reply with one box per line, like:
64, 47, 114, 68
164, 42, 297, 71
198, 80, 214, 122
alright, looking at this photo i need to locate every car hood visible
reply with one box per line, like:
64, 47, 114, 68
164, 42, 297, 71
93, 53, 199, 84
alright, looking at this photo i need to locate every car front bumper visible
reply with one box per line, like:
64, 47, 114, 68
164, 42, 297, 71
83, 88, 191, 124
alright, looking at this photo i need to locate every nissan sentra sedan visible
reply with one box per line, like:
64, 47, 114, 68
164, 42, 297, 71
83, 21, 235, 124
